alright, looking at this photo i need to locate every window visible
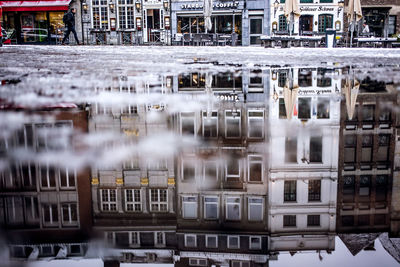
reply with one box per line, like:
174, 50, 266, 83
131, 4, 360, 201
203, 161, 218, 182
182, 160, 196, 181
226, 197, 241, 221
202, 111, 218, 138
125, 189, 141, 212
40, 165, 57, 189
359, 176, 371, 197
317, 98, 330, 118
308, 180, 321, 201
344, 135, 357, 163
61, 203, 78, 226
358, 215, 370, 226
278, 71, 288, 87
185, 234, 197, 247
249, 70, 263, 90
284, 181, 296, 202
59, 168, 76, 189
248, 198, 263, 221
249, 236, 262, 250
150, 189, 168, 212
278, 15, 288, 31
283, 215, 296, 227
307, 215, 320, 226
154, 232, 165, 246
181, 112, 196, 136
117, 0, 135, 29
285, 137, 297, 163
232, 261, 250, 267
250, 18, 263, 45
189, 258, 207, 266
298, 69, 312, 87
21, 164, 36, 189
42, 204, 58, 227
377, 134, 390, 161
228, 235, 240, 249
300, 0, 313, 2
92, 0, 109, 29
115, 232, 130, 246
279, 98, 287, 119
317, 69, 332, 88
361, 135, 373, 162
376, 175, 388, 202
247, 110, 264, 138
225, 110, 241, 138
6, 197, 24, 225
225, 155, 241, 181
204, 196, 218, 219
206, 235, 218, 248
388, 15, 396, 36
309, 136, 322, 163
318, 14, 333, 33
248, 155, 262, 182
362, 105, 375, 121
100, 189, 117, 211
343, 176, 355, 199
182, 196, 198, 219
298, 98, 311, 119
24, 196, 39, 225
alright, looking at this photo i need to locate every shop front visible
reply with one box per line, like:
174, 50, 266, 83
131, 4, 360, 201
0, 0, 71, 44
171, 0, 244, 45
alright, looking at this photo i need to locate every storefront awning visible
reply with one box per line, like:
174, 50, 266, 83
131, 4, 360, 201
0, 0, 71, 12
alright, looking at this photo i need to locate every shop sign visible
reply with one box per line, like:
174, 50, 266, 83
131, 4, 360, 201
216, 94, 240, 102
298, 89, 332, 95
299, 6, 335, 12
181, 1, 239, 9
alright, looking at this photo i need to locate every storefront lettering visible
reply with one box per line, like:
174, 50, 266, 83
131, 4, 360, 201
181, 1, 239, 9
299, 6, 335, 12
216, 94, 239, 102
298, 89, 332, 95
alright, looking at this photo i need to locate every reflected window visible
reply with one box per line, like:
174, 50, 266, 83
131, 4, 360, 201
21, 164, 37, 189
374, 214, 386, 225
232, 261, 250, 267
359, 175, 371, 197
362, 105, 375, 121
150, 189, 168, 212
189, 258, 207, 266
248, 110, 264, 138
361, 135, 373, 163
343, 176, 355, 200
284, 181, 296, 202
226, 197, 241, 221
249, 70, 263, 90
377, 134, 390, 161
298, 69, 312, 87
204, 196, 218, 219
203, 161, 218, 182
285, 137, 297, 163
358, 215, 370, 226
376, 175, 388, 202
40, 165, 57, 189
248, 155, 263, 182
131, 232, 139, 245
249, 236, 261, 250
298, 98, 311, 119
225, 110, 241, 138
61, 203, 78, 226
206, 235, 218, 248
226, 155, 241, 181
125, 189, 141, 212
185, 234, 197, 247
6, 196, 24, 225
278, 71, 288, 87
310, 136, 322, 163
101, 189, 117, 211
182, 196, 198, 219
317, 69, 332, 87
24, 196, 39, 225
59, 168, 76, 189
317, 98, 330, 119
308, 180, 321, 201
115, 232, 129, 246
279, 98, 287, 119
248, 197, 263, 221
181, 112, 196, 136
344, 135, 357, 163
307, 215, 320, 226
155, 232, 165, 246
182, 160, 196, 181
202, 111, 218, 138
228, 235, 240, 249
283, 215, 296, 227
42, 203, 58, 227
379, 107, 391, 122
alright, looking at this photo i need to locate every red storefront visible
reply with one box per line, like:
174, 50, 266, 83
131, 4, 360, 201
0, 0, 70, 44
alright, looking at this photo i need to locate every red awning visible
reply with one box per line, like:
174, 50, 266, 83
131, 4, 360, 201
0, 0, 71, 12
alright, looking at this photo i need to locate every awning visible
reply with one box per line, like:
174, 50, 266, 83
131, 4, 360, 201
0, 0, 71, 12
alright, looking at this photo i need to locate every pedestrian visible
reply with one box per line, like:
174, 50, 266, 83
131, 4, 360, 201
62, 8, 81, 45
362, 23, 370, 34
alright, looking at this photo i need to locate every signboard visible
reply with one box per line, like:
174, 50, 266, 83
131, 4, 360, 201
181, 1, 239, 9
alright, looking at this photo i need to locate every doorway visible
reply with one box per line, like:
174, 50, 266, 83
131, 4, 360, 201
299, 15, 313, 35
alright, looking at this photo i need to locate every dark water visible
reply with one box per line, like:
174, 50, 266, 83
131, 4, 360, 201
0, 46, 399, 267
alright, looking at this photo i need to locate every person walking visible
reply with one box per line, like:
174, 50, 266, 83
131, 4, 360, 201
62, 8, 81, 45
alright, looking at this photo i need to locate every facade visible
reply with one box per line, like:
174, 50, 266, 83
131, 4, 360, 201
0, 0, 83, 44
271, 0, 345, 36
0, 108, 92, 260
336, 74, 397, 233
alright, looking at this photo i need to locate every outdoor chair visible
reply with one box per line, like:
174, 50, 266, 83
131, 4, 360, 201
182, 33, 191, 46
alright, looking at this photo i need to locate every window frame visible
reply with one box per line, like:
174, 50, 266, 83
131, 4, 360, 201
184, 234, 197, 248
204, 196, 219, 220
125, 189, 142, 212
149, 189, 168, 212
227, 235, 240, 249
205, 235, 218, 248
182, 196, 198, 219
248, 197, 263, 222
100, 189, 117, 212
226, 196, 241, 221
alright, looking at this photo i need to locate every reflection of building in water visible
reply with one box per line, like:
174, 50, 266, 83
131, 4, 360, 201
392, 94, 400, 237
89, 76, 177, 264
0, 109, 92, 260
268, 67, 339, 253
174, 70, 270, 266
337, 75, 397, 233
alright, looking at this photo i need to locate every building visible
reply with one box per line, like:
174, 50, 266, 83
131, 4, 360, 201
271, 0, 345, 37
0, 0, 83, 44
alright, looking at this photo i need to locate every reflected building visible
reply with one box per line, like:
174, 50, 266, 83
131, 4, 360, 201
267, 67, 340, 253
173, 70, 270, 266
337, 74, 397, 233
0, 108, 92, 260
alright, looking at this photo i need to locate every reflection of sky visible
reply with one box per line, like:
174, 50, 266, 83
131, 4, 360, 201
270, 236, 399, 267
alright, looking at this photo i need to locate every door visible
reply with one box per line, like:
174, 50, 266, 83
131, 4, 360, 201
299, 15, 313, 35
249, 17, 262, 45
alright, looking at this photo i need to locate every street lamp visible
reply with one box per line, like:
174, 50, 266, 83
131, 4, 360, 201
135, 0, 141, 11
272, 85, 279, 102
109, 1, 115, 13
273, 0, 280, 18
82, 1, 88, 14
337, 0, 344, 17
163, 0, 169, 11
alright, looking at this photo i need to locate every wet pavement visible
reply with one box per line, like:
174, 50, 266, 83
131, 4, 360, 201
0, 45, 399, 267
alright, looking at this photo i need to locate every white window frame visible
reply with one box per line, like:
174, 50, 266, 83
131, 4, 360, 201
249, 236, 262, 250
42, 203, 59, 227
130, 231, 140, 246
225, 110, 241, 138
203, 161, 218, 182
61, 203, 78, 226
202, 110, 218, 138
226, 196, 241, 221
247, 110, 265, 138
24, 196, 39, 224
248, 197, 263, 221
205, 235, 218, 248
154, 231, 166, 246
40, 164, 57, 190
91, 0, 110, 30
59, 168, 76, 189
204, 196, 219, 220
150, 189, 168, 212
225, 157, 241, 181
189, 258, 207, 266
125, 189, 142, 212
181, 158, 196, 181
184, 234, 197, 248
182, 196, 198, 219
227, 235, 240, 249
247, 155, 263, 182
180, 112, 196, 136
6, 196, 23, 225
117, 0, 135, 29
100, 189, 117, 212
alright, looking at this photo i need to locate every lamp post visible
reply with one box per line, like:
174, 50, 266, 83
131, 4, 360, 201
273, 0, 280, 18
337, 0, 344, 17
109, 1, 115, 13
135, 0, 141, 12
163, 0, 169, 11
